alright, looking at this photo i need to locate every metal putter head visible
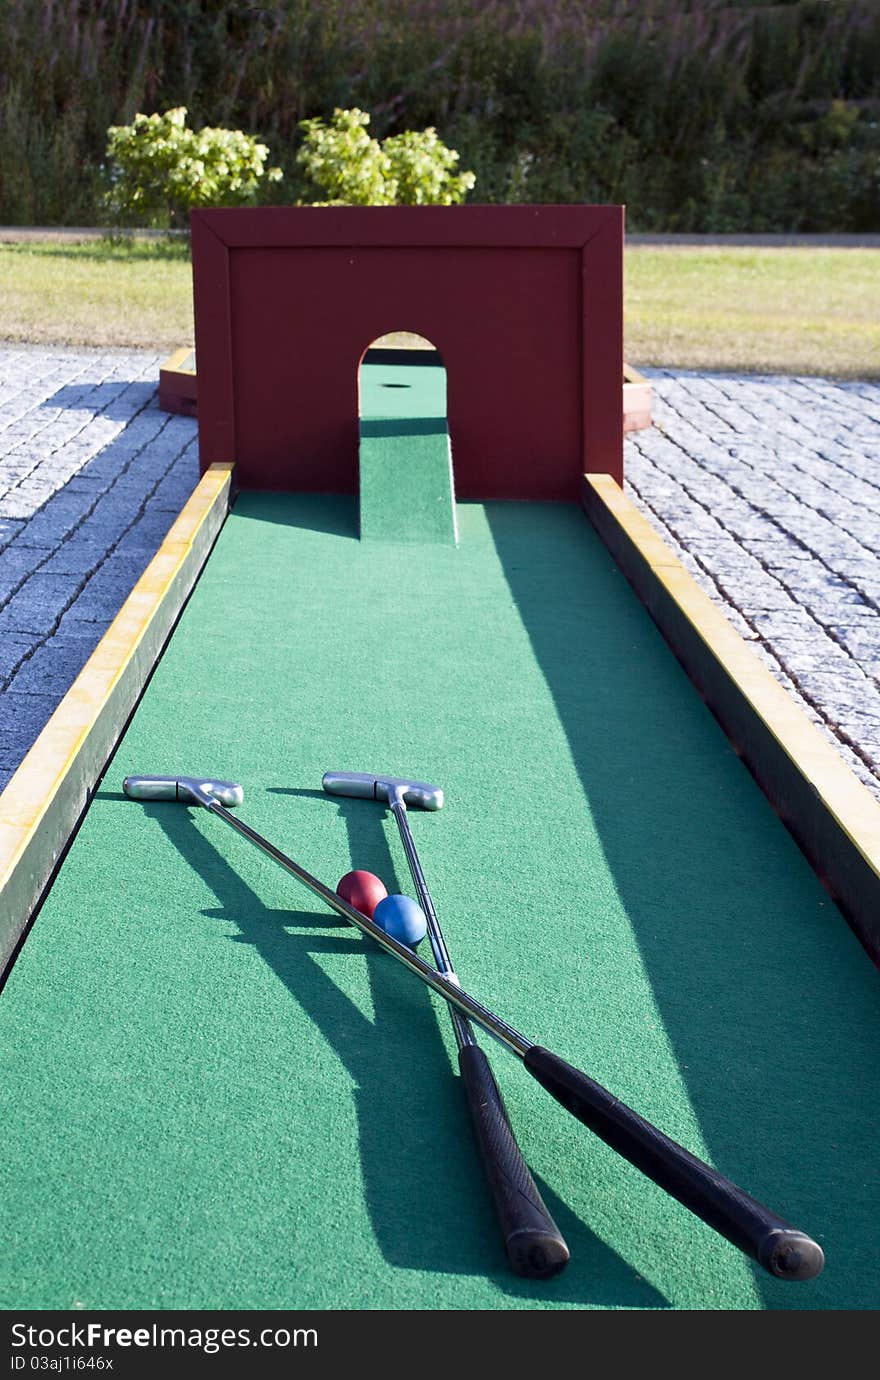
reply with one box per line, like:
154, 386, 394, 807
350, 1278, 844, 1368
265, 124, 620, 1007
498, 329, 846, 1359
122, 775, 244, 808
322, 771, 443, 811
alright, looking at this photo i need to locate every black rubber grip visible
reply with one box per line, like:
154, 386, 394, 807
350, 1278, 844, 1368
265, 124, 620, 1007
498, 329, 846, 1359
458, 1043, 570, 1279
523, 1046, 824, 1281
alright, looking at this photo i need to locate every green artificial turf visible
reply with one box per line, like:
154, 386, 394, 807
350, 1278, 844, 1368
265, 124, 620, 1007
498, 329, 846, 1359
1, 494, 878, 1310
359, 350, 457, 546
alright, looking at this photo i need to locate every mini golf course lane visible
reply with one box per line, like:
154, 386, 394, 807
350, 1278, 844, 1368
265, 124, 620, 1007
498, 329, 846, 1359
1, 493, 878, 1310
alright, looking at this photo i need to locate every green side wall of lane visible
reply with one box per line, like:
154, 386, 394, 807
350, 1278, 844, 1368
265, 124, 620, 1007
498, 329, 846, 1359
1, 494, 878, 1310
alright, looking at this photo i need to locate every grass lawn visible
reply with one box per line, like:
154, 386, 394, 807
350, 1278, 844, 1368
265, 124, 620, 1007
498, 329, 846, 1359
0, 237, 878, 379
0, 239, 193, 352
626, 246, 880, 379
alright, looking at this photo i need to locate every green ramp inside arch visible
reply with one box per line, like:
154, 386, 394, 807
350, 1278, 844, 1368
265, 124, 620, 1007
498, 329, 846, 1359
359, 348, 458, 546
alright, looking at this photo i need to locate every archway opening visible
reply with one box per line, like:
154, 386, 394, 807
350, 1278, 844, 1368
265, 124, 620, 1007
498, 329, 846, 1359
358, 333, 457, 546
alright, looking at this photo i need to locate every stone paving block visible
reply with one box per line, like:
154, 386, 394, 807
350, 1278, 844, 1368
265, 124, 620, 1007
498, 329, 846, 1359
149, 469, 199, 512
161, 425, 199, 456
0, 546, 44, 602
740, 536, 815, 568
716, 512, 786, 544
81, 425, 168, 481
7, 635, 97, 696
788, 661, 878, 702
68, 578, 136, 623
715, 605, 757, 641
746, 607, 829, 639
117, 512, 177, 556
64, 473, 109, 494
835, 707, 880, 743
74, 504, 142, 549
0, 486, 50, 520
766, 638, 872, 686
0, 572, 77, 636
39, 539, 114, 578
784, 568, 873, 607
681, 539, 768, 575
714, 573, 801, 613
80, 550, 144, 598
749, 645, 826, 705
8, 489, 98, 549
56, 609, 112, 637
0, 691, 61, 745
0, 632, 34, 682
0, 518, 27, 549
787, 528, 872, 571
0, 458, 37, 486
805, 485, 880, 521
826, 624, 880, 671
658, 505, 723, 538
828, 557, 880, 591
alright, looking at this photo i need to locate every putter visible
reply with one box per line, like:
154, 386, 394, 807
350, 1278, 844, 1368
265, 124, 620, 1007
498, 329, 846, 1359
322, 770, 570, 1278
122, 774, 825, 1282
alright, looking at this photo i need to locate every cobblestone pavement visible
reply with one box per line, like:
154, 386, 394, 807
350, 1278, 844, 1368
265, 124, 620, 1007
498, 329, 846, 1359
1, 347, 878, 808
0, 347, 198, 791
626, 368, 880, 801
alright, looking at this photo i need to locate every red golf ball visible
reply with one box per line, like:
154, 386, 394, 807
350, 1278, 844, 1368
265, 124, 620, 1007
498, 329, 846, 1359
336, 869, 388, 919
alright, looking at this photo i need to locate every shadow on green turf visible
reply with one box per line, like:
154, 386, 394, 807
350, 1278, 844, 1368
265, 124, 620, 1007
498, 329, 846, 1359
229, 490, 359, 539
143, 797, 668, 1308
360, 418, 448, 438
486, 500, 880, 1311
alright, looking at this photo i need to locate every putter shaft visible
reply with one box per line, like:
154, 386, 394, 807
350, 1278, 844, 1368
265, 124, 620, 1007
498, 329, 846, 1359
386, 791, 474, 1050
325, 773, 570, 1277
123, 774, 825, 1282
201, 787, 532, 1054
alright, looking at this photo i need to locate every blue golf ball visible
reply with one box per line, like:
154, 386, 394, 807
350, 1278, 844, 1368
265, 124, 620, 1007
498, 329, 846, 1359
373, 893, 428, 947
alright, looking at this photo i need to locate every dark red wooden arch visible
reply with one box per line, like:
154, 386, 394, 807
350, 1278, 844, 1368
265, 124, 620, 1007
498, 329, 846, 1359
191, 205, 623, 500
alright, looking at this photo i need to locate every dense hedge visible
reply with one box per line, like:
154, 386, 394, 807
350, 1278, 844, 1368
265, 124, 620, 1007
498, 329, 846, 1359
1, 0, 878, 229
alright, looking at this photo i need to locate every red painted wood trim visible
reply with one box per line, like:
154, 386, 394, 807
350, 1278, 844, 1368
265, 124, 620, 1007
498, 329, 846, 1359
582, 210, 624, 484
191, 206, 624, 498
192, 204, 613, 250
191, 214, 235, 467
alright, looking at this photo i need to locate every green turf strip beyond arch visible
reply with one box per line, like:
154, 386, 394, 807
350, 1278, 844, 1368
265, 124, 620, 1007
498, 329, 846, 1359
359, 348, 458, 547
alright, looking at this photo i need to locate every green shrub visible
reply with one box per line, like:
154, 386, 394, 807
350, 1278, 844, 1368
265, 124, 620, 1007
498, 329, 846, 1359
383, 127, 476, 206
103, 108, 283, 227
296, 108, 475, 205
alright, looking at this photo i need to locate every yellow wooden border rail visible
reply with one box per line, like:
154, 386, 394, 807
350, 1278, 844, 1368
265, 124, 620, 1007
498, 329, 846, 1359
583, 472, 880, 962
158, 347, 197, 417
0, 463, 233, 973
622, 363, 652, 432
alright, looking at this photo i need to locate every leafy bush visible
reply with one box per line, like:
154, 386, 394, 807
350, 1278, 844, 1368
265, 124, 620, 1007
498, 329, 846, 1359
383, 127, 476, 206
103, 108, 282, 227
296, 108, 475, 205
